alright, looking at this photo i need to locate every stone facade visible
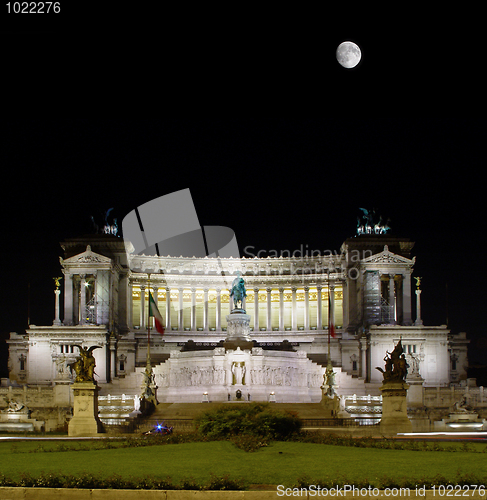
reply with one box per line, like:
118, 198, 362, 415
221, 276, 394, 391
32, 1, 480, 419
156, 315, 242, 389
5, 233, 469, 402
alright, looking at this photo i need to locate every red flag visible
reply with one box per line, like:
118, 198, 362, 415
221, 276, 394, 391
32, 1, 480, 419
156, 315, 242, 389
149, 292, 165, 334
329, 320, 336, 338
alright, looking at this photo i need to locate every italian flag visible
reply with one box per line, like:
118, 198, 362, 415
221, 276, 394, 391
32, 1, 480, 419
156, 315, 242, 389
328, 290, 336, 338
149, 292, 165, 334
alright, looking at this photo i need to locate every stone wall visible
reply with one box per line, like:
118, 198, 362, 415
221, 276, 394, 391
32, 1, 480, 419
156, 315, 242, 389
0, 384, 72, 432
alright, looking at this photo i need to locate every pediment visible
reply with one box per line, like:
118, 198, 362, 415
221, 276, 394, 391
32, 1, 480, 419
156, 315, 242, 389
362, 245, 415, 265
61, 245, 112, 266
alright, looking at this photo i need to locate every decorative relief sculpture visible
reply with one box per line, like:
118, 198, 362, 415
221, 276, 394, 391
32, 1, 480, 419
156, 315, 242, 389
166, 364, 321, 388
405, 353, 421, 378
3, 397, 25, 413
453, 395, 475, 413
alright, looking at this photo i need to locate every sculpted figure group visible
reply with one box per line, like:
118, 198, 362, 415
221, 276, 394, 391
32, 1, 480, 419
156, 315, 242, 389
376, 340, 409, 383
71, 345, 101, 383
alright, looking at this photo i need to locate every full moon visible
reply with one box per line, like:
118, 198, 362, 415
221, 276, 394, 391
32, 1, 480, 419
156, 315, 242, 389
336, 41, 361, 69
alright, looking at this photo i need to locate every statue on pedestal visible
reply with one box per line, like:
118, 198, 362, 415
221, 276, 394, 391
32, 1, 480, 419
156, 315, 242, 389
68, 346, 103, 437
377, 340, 412, 435
229, 271, 246, 310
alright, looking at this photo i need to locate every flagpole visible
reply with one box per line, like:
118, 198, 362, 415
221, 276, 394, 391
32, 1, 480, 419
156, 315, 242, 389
327, 273, 331, 361
325, 271, 335, 399
141, 272, 157, 407
147, 273, 151, 364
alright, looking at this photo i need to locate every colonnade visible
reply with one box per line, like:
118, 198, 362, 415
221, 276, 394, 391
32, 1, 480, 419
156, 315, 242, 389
379, 272, 412, 326
130, 283, 342, 333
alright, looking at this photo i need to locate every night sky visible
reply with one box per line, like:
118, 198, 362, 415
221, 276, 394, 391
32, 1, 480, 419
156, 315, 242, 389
1, 17, 486, 379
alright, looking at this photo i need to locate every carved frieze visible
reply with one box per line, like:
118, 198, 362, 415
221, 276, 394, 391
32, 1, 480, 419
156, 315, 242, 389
362, 245, 416, 266
60, 245, 113, 269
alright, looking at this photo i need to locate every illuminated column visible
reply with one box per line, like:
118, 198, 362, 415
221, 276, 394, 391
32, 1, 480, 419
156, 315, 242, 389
53, 288, 61, 326
191, 288, 196, 330
165, 287, 171, 332
316, 285, 322, 330
203, 288, 209, 331
279, 287, 284, 331
329, 283, 335, 329
79, 275, 87, 325
291, 287, 297, 330
178, 287, 184, 330
341, 280, 349, 331
128, 282, 133, 329
109, 336, 116, 381
216, 287, 221, 331
402, 272, 412, 325
73, 276, 79, 325
415, 283, 423, 326
304, 286, 310, 330
360, 337, 368, 381
63, 272, 73, 325
253, 287, 259, 332
389, 275, 396, 324
140, 285, 146, 329
266, 287, 272, 331
152, 285, 159, 329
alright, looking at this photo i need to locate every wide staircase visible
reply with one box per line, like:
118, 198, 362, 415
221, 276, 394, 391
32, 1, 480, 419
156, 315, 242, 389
97, 357, 379, 432
133, 401, 362, 434
306, 354, 374, 397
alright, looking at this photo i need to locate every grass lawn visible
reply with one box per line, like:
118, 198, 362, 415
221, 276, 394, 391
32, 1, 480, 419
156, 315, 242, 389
1, 440, 487, 487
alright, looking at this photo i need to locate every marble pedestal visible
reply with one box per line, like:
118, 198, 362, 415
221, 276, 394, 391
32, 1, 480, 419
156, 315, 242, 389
379, 381, 412, 436
158, 346, 324, 403
320, 392, 339, 417
406, 376, 424, 408
223, 309, 253, 351
151, 307, 325, 403
68, 382, 103, 437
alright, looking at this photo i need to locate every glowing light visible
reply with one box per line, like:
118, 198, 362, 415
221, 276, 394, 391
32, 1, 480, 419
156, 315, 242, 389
399, 431, 487, 436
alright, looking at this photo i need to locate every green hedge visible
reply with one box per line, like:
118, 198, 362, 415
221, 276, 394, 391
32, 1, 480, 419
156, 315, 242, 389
194, 402, 302, 449
0, 472, 245, 490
